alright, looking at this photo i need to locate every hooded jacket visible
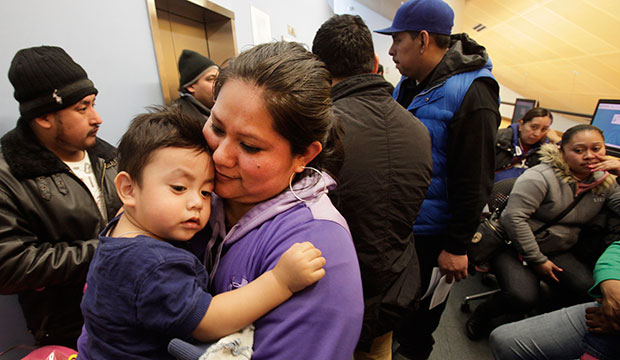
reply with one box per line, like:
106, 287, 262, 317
204, 173, 364, 360
501, 144, 620, 264
0, 124, 122, 344
329, 73, 432, 350
394, 33, 500, 254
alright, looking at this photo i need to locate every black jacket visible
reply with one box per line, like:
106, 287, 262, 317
172, 93, 210, 127
328, 73, 432, 350
495, 124, 544, 172
0, 125, 122, 346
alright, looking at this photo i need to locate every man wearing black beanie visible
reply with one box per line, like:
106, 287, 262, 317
172, 49, 219, 126
0, 45, 122, 348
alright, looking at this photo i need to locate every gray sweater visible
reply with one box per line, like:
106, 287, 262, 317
500, 144, 620, 264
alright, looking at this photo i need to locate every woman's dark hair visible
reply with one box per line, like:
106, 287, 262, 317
521, 107, 553, 125
560, 124, 604, 152
213, 41, 343, 182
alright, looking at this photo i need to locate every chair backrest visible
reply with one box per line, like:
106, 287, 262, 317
488, 177, 517, 215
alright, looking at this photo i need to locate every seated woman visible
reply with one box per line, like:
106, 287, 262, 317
198, 41, 364, 359
466, 124, 620, 340
495, 107, 556, 182
489, 239, 620, 360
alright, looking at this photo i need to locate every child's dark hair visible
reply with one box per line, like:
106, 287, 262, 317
117, 105, 210, 185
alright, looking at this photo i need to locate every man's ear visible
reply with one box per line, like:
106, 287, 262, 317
186, 83, 196, 95
372, 53, 379, 74
33, 114, 54, 130
420, 30, 430, 53
114, 171, 137, 208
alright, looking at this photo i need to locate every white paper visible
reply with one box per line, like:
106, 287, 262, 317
420, 267, 454, 310
250, 5, 272, 45
421, 267, 441, 300
429, 274, 453, 310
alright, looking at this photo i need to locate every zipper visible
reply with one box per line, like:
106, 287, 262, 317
409, 80, 446, 107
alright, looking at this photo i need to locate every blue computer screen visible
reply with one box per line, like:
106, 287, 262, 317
590, 100, 620, 153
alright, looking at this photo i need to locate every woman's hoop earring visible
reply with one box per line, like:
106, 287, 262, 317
288, 166, 327, 202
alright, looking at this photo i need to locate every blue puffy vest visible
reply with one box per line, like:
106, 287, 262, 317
393, 62, 495, 235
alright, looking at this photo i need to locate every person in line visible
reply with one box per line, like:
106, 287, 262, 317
312, 14, 432, 359
466, 124, 620, 340
0, 45, 122, 347
173, 49, 219, 126
495, 107, 555, 182
375, 0, 501, 358
490, 237, 620, 360
76, 106, 325, 359
200, 41, 364, 360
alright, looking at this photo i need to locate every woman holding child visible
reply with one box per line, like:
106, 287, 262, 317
200, 41, 364, 359
466, 124, 620, 340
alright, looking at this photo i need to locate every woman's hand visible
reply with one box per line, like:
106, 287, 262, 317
272, 241, 326, 293
587, 279, 620, 334
546, 130, 562, 144
532, 260, 563, 283
590, 153, 620, 176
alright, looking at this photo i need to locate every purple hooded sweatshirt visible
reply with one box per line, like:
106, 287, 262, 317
206, 172, 364, 359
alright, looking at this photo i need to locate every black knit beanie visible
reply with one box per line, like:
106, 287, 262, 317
178, 49, 218, 91
8, 46, 98, 127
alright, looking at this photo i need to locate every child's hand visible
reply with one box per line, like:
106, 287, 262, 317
272, 242, 326, 293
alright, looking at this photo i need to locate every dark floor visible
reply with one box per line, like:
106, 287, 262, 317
427, 272, 496, 360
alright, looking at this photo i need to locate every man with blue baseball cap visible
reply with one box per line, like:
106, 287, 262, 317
375, 0, 501, 358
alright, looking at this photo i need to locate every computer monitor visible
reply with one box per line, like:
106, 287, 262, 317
590, 99, 620, 158
511, 98, 538, 123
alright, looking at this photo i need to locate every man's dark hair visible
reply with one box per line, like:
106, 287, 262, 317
117, 105, 209, 185
312, 14, 375, 78
408, 31, 451, 49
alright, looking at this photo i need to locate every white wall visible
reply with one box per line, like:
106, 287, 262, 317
332, 0, 400, 86
211, 0, 334, 52
0, 0, 163, 144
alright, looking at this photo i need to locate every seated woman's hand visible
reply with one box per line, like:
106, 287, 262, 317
599, 279, 620, 327
532, 260, 563, 283
272, 242, 326, 293
586, 279, 620, 334
546, 130, 562, 144
585, 305, 620, 334
590, 153, 620, 176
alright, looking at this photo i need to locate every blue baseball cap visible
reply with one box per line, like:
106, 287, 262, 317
375, 0, 454, 35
